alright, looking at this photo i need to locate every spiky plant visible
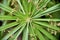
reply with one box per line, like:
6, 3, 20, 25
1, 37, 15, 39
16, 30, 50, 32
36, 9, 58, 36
0, 0, 60, 40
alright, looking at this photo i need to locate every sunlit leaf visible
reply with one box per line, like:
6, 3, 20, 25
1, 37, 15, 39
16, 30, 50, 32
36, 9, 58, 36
22, 23, 29, 40
0, 15, 17, 20
33, 19, 60, 21
34, 21, 60, 30
0, 22, 19, 31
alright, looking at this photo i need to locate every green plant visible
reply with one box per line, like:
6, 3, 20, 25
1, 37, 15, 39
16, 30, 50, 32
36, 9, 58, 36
0, 0, 60, 40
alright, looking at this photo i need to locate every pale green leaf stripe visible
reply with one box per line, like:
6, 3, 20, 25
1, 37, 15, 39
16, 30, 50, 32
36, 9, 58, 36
34, 28, 45, 40
33, 19, 60, 21
0, 22, 18, 31
34, 22, 60, 30
9, 23, 26, 40
35, 25, 57, 40
0, 3, 13, 12
22, 23, 29, 40
0, 15, 17, 20
16, 0, 25, 14
33, 3, 60, 18
1, 23, 25, 40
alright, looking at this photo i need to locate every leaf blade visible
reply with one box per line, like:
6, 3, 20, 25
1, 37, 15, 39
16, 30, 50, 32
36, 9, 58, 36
34, 24, 57, 40
16, 0, 25, 14
34, 0, 50, 15
33, 3, 60, 18
34, 28, 45, 40
34, 21, 60, 31
0, 3, 13, 13
33, 19, 60, 21
8, 23, 26, 40
0, 22, 19, 31
1, 22, 25, 40
0, 15, 17, 20
22, 23, 29, 40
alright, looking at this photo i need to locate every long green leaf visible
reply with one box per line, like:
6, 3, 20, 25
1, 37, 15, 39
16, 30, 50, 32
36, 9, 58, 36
0, 31, 3, 39
28, 1, 32, 14
0, 15, 17, 20
8, 23, 26, 40
0, 3, 13, 12
1, 22, 25, 40
30, 1, 37, 17
34, 22, 60, 31
1, 25, 20, 40
29, 22, 37, 40
0, 3, 20, 17
21, 0, 28, 13
34, 28, 45, 40
33, 19, 60, 21
0, 22, 18, 31
34, 0, 50, 15
33, 3, 60, 18
16, 0, 25, 14
22, 23, 29, 40
34, 24, 57, 40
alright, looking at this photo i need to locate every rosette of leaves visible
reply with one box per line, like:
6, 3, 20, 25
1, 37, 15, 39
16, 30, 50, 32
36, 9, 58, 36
0, 0, 60, 40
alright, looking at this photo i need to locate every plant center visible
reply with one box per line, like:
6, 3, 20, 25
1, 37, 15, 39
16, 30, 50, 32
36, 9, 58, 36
26, 17, 31, 23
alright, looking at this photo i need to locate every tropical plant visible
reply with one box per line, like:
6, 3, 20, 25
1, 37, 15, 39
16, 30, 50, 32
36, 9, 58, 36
0, 0, 60, 40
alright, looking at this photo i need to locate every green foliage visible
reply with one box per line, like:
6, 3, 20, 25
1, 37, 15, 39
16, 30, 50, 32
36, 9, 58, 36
0, 0, 60, 40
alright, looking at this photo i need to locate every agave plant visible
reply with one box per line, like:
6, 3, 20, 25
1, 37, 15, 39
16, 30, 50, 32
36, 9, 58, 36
0, 0, 60, 40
